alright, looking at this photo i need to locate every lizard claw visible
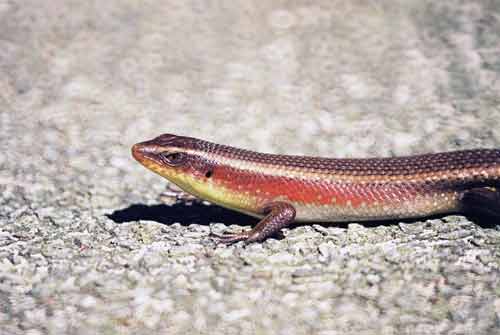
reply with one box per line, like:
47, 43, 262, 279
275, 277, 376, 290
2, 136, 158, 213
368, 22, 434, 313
210, 231, 250, 245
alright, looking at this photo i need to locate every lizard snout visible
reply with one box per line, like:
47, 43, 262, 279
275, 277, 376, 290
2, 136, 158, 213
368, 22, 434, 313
131, 141, 160, 161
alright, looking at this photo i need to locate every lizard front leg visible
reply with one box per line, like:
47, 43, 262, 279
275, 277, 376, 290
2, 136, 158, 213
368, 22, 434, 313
211, 202, 296, 244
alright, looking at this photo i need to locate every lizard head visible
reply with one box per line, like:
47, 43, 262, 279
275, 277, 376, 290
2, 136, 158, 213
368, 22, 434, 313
131, 133, 215, 195
132, 133, 267, 215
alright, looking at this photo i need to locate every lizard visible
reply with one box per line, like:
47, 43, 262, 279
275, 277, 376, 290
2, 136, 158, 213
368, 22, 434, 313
132, 134, 500, 244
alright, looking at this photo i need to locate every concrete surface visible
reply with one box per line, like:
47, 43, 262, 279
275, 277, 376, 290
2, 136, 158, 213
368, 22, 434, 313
1, 1, 500, 334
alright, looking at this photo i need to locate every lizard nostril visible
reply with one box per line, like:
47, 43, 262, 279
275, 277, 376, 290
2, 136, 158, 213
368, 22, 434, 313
131, 143, 145, 161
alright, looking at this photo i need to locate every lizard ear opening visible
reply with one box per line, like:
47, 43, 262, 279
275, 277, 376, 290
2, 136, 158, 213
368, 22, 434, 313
160, 152, 187, 166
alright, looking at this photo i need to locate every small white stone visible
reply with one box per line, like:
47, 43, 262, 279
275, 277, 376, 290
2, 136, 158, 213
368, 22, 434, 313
393, 85, 411, 104
80, 295, 98, 308
340, 74, 370, 99
269, 10, 296, 29
222, 308, 251, 322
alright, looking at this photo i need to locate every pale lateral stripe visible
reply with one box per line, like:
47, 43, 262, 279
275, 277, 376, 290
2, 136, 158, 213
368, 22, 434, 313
185, 148, 496, 184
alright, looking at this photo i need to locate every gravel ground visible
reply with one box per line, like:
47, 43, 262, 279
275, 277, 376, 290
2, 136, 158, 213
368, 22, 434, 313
1, 1, 500, 334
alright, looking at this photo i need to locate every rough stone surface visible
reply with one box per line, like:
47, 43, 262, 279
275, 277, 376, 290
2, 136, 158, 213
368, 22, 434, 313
1, 1, 500, 334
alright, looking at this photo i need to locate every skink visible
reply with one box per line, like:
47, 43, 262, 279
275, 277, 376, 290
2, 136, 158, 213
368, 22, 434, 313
132, 134, 500, 243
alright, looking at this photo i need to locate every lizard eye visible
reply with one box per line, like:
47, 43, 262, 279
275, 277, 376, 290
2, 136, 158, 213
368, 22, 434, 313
160, 152, 186, 166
